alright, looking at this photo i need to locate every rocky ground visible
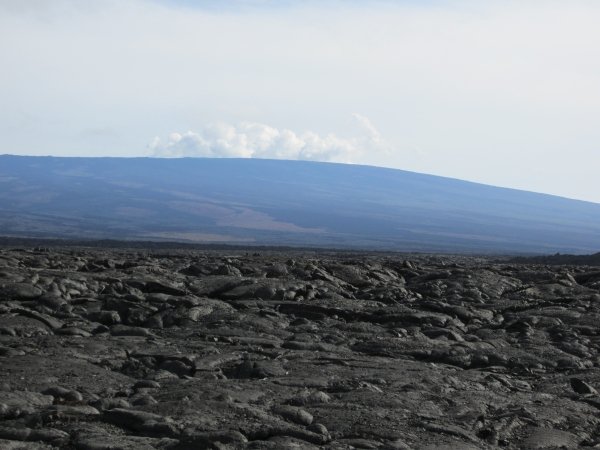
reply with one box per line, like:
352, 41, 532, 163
1, 246, 600, 449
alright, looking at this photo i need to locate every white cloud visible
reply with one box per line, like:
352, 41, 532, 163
149, 115, 389, 163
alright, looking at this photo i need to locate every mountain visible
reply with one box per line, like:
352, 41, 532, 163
0, 155, 599, 254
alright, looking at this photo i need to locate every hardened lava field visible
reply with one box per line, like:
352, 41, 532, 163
1, 245, 600, 449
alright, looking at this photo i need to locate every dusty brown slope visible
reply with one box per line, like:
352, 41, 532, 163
1, 246, 600, 449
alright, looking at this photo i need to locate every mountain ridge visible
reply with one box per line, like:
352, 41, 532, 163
1, 155, 599, 254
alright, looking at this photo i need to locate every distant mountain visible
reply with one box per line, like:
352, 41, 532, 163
1, 155, 599, 254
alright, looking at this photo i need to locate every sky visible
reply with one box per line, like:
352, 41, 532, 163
1, 0, 599, 203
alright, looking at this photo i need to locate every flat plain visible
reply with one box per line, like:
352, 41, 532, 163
1, 244, 600, 449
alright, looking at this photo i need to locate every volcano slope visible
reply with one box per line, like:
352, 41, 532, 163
1, 246, 600, 449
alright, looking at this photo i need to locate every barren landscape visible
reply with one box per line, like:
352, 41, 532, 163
3, 156, 600, 254
2, 243, 600, 449
4, 0, 600, 448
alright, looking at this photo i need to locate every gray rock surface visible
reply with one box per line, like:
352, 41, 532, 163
1, 245, 600, 448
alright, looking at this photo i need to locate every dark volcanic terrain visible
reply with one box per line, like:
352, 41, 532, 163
2, 245, 600, 449
3, 155, 600, 254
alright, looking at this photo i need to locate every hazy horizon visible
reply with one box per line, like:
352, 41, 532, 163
2, 0, 600, 202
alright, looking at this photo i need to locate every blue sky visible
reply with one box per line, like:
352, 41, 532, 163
1, 0, 599, 202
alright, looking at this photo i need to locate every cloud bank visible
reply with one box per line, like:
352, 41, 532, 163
149, 114, 388, 163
